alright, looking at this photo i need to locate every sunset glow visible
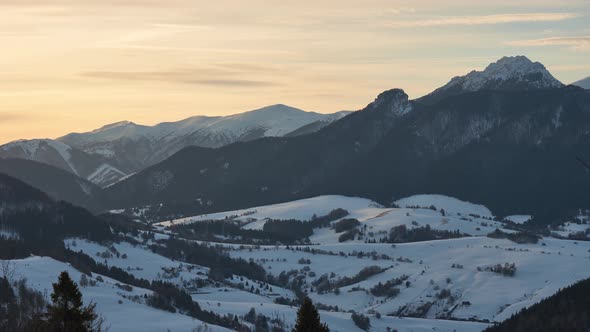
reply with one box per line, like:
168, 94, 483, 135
1, 0, 588, 143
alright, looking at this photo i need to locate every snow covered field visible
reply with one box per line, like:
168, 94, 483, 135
7, 194, 590, 331
9, 257, 231, 332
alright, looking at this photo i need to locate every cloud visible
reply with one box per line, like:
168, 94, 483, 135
81, 67, 279, 87
184, 79, 276, 87
507, 36, 590, 51
0, 112, 35, 123
386, 7, 416, 15
387, 13, 578, 27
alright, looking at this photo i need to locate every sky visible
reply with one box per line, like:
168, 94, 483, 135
1, 0, 589, 144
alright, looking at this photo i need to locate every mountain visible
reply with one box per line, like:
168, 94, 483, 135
105, 56, 590, 223
572, 76, 590, 89
420, 55, 563, 104
0, 158, 105, 212
0, 106, 348, 187
58, 105, 349, 174
0, 139, 125, 187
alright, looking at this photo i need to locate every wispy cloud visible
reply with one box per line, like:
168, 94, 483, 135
0, 111, 36, 123
387, 13, 578, 27
507, 36, 590, 51
81, 67, 280, 87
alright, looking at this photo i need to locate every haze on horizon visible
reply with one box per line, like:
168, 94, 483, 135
1, 0, 589, 144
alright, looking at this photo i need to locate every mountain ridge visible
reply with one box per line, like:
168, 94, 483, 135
1, 105, 349, 187
572, 76, 590, 89
103, 57, 590, 223
419, 55, 563, 104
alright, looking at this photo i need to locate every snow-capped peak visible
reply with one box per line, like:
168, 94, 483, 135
60, 104, 348, 146
92, 120, 136, 133
446, 55, 563, 92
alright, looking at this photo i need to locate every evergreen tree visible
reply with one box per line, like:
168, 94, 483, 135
292, 297, 329, 332
46, 271, 101, 332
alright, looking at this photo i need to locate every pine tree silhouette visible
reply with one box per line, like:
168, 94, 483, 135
292, 297, 330, 332
46, 271, 101, 332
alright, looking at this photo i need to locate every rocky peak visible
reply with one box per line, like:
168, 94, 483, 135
370, 88, 412, 116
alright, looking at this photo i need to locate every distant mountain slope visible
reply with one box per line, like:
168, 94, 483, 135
420, 56, 563, 104
0, 106, 348, 187
0, 139, 125, 187
0, 171, 52, 206
572, 76, 590, 89
0, 158, 104, 212
58, 105, 350, 174
104, 89, 412, 216
105, 56, 590, 223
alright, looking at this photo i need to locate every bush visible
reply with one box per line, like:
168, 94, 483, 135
333, 219, 360, 233
489, 263, 517, 277
487, 229, 540, 244
370, 276, 408, 297
387, 224, 465, 243
338, 229, 359, 242
437, 288, 451, 299
351, 312, 371, 331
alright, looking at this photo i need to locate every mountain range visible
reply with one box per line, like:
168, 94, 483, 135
3, 55, 590, 331
102, 56, 590, 223
2, 55, 589, 223
0, 105, 348, 187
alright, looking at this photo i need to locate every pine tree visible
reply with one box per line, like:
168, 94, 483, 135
292, 297, 329, 332
46, 271, 101, 332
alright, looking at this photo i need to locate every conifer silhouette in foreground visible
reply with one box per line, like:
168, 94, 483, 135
46, 271, 102, 332
292, 297, 330, 332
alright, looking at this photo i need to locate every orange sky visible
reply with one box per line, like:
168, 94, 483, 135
1, 0, 589, 144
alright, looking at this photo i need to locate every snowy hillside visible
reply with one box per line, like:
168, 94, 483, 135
158, 194, 506, 243
6, 193, 590, 331
61, 105, 348, 147
10, 256, 231, 332
0, 139, 79, 175
53, 105, 350, 183
395, 194, 493, 218
0, 139, 126, 187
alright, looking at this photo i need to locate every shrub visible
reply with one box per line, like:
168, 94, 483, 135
333, 219, 360, 233
351, 312, 371, 331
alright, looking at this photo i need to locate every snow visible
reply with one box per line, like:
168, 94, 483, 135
60, 106, 350, 147
505, 215, 532, 224
551, 222, 590, 238
87, 163, 126, 187
395, 194, 493, 218
64, 239, 210, 283
443, 56, 563, 92
226, 236, 590, 323
10, 193, 590, 331
0, 139, 79, 175
196, 300, 487, 332
0, 230, 19, 239
104, 172, 137, 188
7, 256, 231, 332
158, 195, 379, 228
159, 194, 507, 244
